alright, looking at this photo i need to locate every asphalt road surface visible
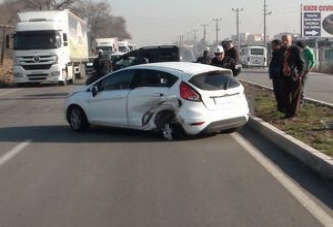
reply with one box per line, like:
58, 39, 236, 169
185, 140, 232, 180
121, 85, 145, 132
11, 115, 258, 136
0, 84, 332, 227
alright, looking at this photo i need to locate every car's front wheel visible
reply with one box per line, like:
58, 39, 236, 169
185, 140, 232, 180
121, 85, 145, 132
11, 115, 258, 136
68, 106, 89, 132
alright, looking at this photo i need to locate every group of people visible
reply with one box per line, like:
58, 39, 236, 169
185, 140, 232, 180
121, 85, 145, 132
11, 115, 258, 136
195, 39, 241, 77
269, 33, 316, 119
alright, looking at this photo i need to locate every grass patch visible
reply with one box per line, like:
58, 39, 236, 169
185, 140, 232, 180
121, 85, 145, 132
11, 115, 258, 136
243, 81, 333, 157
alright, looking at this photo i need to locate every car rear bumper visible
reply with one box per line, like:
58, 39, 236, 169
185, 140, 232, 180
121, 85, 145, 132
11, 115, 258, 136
201, 116, 248, 133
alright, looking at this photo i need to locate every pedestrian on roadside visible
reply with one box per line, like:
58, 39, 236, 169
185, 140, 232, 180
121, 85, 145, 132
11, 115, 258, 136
296, 41, 316, 105
195, 49, 211, 64
280, 33, 305, 119
210, 45, 240, 76
269, 39, 285, 113
221, 39, 240, 65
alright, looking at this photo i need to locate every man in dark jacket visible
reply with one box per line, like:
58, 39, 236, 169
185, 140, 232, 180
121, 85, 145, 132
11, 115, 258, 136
221, 39, 240, 65
195, 49, 211, 64
211, 45, 240, 76
281, 34, 305, 118
269, 39, 285, 112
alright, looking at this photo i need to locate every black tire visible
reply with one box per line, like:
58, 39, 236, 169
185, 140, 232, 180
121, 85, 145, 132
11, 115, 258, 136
168, 123, 186, 141
68, 106, 89, 132
154, 111, 187, 140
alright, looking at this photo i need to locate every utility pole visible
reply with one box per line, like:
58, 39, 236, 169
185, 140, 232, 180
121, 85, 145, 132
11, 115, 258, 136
178, 35, 185, 48
212, 18, 222, 46
201, 23, 209, 47
263, 0, 272, 46
192, 29, 198, 57
232, 8, 243, 47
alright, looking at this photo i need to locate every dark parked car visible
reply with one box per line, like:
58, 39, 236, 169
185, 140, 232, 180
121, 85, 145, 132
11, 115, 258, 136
112, 45, 195, 71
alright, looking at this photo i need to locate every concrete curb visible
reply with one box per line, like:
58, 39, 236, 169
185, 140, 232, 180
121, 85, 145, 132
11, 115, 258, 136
248, 116, 333, 181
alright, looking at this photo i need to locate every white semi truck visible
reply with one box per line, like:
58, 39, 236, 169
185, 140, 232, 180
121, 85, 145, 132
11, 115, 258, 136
94, 37, 119, 57
9, 9, 89, 86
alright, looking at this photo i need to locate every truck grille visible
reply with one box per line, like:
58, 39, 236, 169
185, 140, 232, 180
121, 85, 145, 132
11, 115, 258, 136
22, 64, 52, 70
27, 74, 49, 81
17, 55, 57, 70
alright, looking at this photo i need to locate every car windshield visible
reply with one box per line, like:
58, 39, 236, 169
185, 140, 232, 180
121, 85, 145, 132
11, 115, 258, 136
189, 70, 240, 91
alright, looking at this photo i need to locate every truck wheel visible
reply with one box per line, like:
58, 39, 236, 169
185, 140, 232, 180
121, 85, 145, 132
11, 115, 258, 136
68, 106, 89, 132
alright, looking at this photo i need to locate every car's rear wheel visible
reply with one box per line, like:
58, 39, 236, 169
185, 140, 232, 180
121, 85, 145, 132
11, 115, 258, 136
162, 123, 186, 141
68, 106, 89, 132
154, 110, 186, 141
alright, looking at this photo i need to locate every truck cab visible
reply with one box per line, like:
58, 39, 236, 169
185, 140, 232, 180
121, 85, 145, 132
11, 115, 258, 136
9, 10, 89, 86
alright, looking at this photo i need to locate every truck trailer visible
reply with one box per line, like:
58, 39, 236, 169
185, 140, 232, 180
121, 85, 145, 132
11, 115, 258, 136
9, 9, 89, 86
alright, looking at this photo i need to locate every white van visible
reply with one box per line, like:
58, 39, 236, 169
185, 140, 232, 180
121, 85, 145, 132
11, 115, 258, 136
241, 46, 267, 68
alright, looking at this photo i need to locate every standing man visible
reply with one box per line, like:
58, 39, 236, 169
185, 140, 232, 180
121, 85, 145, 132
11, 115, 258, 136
93, 49, 105, 76
211, 46, 239, 76
269, 39, 285, 113
296, 41, 316, 104
221, 39, 240, 65
281, 34, 305, 118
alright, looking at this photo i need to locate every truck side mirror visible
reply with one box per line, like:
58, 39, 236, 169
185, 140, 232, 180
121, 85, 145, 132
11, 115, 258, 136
6, 35, 10, 48
63, 33, 68, 46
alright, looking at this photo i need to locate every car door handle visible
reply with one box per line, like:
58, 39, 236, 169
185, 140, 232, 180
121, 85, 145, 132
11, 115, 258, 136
152, 93, 164, 97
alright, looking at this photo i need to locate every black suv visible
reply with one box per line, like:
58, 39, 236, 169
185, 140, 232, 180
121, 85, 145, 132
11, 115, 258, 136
112, 45, 195, 71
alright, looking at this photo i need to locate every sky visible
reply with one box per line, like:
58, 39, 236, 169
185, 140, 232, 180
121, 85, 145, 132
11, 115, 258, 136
106, 0, 333, 46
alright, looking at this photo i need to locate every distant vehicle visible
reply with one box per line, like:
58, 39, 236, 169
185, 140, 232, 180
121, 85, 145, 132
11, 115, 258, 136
7, 9, 89, 86
112, 45, 195, 71
118, 40, 131, 53
110, 51, 124, 63
64, 62, 250, 140
94, 37, 119, 58
240, 46, 267, 68
85, 56, 97, 75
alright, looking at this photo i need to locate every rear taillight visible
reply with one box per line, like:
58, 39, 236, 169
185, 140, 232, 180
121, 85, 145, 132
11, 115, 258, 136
180, 82, 201, 102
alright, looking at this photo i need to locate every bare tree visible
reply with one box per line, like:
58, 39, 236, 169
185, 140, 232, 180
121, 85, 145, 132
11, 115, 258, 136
73, 0, 131, 47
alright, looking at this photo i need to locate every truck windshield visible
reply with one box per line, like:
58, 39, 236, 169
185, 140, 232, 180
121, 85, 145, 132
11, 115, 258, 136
14, 31, 61, 50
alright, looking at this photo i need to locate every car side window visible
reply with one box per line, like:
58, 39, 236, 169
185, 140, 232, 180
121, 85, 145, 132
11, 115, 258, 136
100, 70, 135, 91
132, 69, 178, 88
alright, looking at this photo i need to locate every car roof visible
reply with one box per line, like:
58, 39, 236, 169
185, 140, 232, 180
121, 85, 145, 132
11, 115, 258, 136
127, 62, 232, 77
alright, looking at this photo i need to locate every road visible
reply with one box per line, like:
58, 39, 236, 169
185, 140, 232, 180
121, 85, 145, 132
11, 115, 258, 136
0, 84, 332, 226
238, 68, 333, 105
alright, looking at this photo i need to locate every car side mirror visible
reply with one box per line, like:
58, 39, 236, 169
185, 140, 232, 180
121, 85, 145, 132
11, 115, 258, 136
90, 85, 99, 97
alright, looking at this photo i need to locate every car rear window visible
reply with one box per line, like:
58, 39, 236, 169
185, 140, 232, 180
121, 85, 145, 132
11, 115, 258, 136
189, 70, 240, 91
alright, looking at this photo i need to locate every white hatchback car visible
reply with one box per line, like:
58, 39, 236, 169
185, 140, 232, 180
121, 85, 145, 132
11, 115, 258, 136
64, 62, 249, 140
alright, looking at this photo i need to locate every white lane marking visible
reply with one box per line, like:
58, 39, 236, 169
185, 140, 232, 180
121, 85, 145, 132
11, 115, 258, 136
0, 89, 20, 97
232, 133, 333, 227
0, 140, 32, 167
